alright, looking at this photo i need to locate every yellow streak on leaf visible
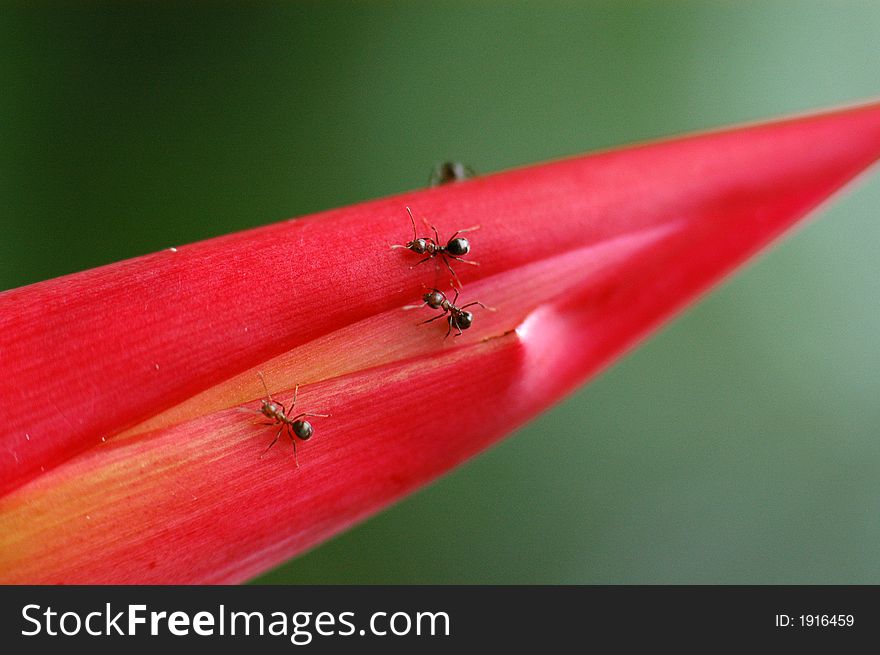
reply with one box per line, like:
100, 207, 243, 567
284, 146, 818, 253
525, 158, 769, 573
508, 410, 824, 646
120, 224, 676, 439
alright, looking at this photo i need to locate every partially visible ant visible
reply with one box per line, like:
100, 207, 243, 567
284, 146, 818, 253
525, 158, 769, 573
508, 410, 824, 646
429, 161, 476, 187
391, 206, 479, 289
242, 372, 330, 467
406, 287, 494, 339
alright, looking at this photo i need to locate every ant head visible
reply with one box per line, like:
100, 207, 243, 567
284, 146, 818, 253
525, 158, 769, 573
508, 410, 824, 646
446, 237, 470, 257
261, 400, 278, 416
452, 310, 473, 330
292, 420, 313, 441
408, 238, 428, 254
423, 288, 446, 308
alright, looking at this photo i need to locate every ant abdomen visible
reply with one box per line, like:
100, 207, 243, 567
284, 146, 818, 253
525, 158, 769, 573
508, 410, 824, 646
446, 237, 470, 257
292, 420, 313, 440
450, 311, 473, 331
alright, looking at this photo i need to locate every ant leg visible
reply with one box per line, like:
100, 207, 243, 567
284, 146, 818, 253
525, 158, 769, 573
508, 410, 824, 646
448, 255, 480, 267
289, 384, 299, 412
450, 226, 480, 239
291, 412, 331, 420
460, 301, 496, 311
238, 408, 274, 426
422, 312, 448, 324
451, 288, 460, 305
441, 256, 462, 289
284, 425, 300, 468
261, 425, 284, 458
445, 321, 454, 339
411, 255, 434, 268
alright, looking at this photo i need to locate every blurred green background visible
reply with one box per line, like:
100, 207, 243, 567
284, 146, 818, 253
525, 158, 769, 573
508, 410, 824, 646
2, 1, 879, 583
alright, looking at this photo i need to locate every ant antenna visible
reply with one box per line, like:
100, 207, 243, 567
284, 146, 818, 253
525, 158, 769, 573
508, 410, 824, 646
405, 206, 417, 241
257, 371, 272, 401
390, 207, 419, 250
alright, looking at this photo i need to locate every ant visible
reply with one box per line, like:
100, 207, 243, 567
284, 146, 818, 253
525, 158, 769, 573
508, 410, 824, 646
391, 206, 479, 289
406, 287, 494, 338
428, 161, 476, 187
241, 372, 329, 467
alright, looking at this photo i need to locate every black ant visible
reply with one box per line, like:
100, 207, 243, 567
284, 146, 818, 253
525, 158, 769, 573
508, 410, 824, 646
429, 161, 476, 187
406, 287, 494, 338
391, 206, 479, 289
241, 372, 329, 467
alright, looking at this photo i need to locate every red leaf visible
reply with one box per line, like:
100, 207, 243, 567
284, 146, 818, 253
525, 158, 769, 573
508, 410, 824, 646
1, 101, 879, 582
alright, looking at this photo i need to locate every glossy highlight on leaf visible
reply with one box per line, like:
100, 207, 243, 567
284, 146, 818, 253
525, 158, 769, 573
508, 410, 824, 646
1, 101, 880, 582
